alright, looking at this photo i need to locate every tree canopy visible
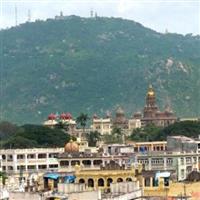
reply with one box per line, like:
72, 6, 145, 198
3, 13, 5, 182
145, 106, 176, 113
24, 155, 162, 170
0, 123, 70, 149
129, 121, 200, 142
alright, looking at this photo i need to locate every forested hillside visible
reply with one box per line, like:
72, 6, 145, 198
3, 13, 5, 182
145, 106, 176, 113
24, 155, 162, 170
0, 16, 200, 123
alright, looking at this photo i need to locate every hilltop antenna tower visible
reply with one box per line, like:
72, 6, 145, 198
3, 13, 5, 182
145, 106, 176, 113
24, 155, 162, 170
15, 5, 18, 26
28, 9, 31, 22
90, 9, 94, 18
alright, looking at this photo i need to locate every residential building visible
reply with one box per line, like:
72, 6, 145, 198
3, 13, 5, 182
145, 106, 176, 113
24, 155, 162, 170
137, 151, 199, 181
167, 135, 200, 153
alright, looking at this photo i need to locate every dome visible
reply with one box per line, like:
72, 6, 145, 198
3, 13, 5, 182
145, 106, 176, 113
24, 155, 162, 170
48, 113, 56, 120
147, 84, 155, 96
116, 107, 124, 115
64, 139, 79, 153
105, 111, 111, 118
60, 113, 66, 119
65, 112, 72, 120
93, 114, 98, 119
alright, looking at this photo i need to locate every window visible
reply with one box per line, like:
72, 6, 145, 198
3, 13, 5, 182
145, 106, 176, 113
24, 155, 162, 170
27, 154, 35, 159
8, 166, 13, 171
71, 160, 80, 166
181, 169, 185, 178
144, 178, 150, 187
49, 153, 58, 158
7, 155, 13, 161
49, 164, 58, 168
180, 158, 184, 165
38, 165, 47, 169
17, 165, 25, 170
38, 154, 46, 159
28, 165, 36, 170
93, 160, 102, 165
152, 177, 158, 187
17, 154, 25, 160
186, 157, 191, 164
164, 177, 169, 186
167, 158, 173, 165
60, 160, 69, 166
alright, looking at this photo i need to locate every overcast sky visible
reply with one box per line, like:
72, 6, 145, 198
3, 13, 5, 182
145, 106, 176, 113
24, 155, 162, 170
1, 0, 200, 35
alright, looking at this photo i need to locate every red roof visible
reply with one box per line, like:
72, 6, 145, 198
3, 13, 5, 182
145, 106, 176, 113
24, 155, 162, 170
48, 113, 56, 120
60, 113, 66, 119
65, 112, 72, 119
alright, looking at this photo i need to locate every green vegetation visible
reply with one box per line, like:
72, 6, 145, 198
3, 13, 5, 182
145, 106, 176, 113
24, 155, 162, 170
130, 124, 161, 142
0, 16, 200, 123
0, 171, 7, 185
129, 121, 200, 142
0, 122, 70, 149
103, 127, 124, 144
86, 131, 101, 147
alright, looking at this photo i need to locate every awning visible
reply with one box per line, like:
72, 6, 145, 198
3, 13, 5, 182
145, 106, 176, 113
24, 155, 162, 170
155, 172, 170, 179
44, 173, 60, 180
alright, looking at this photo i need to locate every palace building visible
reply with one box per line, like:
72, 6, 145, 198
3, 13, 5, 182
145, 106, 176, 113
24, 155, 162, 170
134, 85, 177, 127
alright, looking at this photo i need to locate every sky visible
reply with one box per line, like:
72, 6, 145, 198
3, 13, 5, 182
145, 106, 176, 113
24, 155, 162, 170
0, 0, 200, 35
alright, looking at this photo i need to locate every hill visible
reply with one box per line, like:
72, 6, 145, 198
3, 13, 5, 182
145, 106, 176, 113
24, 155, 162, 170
0, 16, 200, 123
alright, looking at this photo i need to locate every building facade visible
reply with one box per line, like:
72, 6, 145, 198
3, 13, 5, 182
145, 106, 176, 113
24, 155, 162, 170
91, 115, 112, 135
134, 85, 177, 127
137, 151, 200, 181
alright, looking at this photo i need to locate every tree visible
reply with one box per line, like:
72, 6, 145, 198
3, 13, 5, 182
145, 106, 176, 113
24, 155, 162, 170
1, 124, 71, 149
0, 121, 18, 140
159, 121, 200, 140
112, 127, 123, 143
0, 171, 7, 185
86, 131, 101, 147
76, 113, 90, 138
130, 124, 161, 142
103, 127, 123, 144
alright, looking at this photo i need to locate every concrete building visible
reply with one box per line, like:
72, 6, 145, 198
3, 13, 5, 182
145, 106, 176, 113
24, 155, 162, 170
167, 135, 200, 153
137, 151, 199, 181
128, 118, 141, 131
0, 148, 64, 189
127, 141, 167, 153
91, 115, 112, 135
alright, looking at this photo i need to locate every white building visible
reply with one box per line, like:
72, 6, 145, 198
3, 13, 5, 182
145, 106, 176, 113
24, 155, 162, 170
91, 118, 112, 135
128, 119, 141, 131
0, 148, 64, 189
137, 151, 199, 181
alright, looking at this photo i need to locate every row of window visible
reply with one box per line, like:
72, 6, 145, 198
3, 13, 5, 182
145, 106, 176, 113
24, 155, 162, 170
60, 159, 103, 166
139, 158, 173, 165
3, 164, 58, 171
1, 153, 58, 161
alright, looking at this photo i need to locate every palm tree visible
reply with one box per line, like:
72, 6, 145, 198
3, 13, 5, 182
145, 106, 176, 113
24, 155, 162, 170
76, 113, 89, 138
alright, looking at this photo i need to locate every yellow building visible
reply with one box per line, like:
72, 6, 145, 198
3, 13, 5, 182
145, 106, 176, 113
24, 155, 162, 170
127, 140, 167, 152
74, 161, 141, 191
